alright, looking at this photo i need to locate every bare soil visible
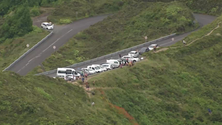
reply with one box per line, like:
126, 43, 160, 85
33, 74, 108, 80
32, 7, 54, 27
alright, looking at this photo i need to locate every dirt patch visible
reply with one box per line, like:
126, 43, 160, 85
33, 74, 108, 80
110, 104, 139, 125
32, 7, 54, 27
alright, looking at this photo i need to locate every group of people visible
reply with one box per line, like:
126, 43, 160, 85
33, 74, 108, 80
79, 72, 90, 90
118, 54, 134, 68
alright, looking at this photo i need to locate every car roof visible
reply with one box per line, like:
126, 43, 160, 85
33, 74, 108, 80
150, 44, 158, 46
130, 51, 137, 53
122, 55, 131, 57
102, 63, 111, 65
57, 68, 75, 70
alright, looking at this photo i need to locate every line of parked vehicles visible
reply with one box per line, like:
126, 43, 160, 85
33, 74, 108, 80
56, 44, 159, 81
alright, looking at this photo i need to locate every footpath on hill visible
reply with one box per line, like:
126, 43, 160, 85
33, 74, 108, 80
154, 22, 221, 53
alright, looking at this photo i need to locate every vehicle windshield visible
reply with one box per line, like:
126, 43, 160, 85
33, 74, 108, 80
58, 70, 66, 74
102, 65, 108, 67
149, 45, 157, 48
95, 66, 100, 70
66, 70, 72, 74
129, 52, 136, 54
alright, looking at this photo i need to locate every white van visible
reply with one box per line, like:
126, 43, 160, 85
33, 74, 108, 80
57, 68, 80, 79
106, 59, 120, 68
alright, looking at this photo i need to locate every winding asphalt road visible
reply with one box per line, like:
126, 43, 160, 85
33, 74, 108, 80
7, 15, 109, 75
45, 13, 216, 78
7, 13, 216, 76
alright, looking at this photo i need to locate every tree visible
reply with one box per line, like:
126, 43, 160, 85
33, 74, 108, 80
0, 4, 33, 41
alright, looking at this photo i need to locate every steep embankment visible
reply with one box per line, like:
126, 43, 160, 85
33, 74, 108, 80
48, 0, 124, 24
87, 15, 222, 124
0, 71, 135, 125
183, 0, 222, 16
34, 1, 197, 73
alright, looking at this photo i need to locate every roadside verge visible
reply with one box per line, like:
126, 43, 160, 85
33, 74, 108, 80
3, 31, 53, 72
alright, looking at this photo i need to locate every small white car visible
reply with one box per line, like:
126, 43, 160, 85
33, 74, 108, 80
92, 64, 106, 72
101, 63, 114, 70
41, 22, 54, 30
128, 51, 139, 57
121, 55, 140, 62
87, 65, 103, 73
106, 59, 120, 68
81, 68, 96, 74
148, 44, 159, 51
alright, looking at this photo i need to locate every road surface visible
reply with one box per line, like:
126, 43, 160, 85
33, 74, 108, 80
45, 13, 217, 78
7, 15, 109, 75
7, 13, 216, 76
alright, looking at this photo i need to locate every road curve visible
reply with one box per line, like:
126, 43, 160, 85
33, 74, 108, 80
43, 13, 217, 78
6, 15, 109, 76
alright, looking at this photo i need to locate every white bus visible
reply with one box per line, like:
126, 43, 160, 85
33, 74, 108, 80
57, 68, 80, 79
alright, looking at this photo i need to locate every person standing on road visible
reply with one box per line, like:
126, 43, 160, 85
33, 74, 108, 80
154, 46, 157, 52
119, 54, 122, 59
183, 40, 186, 46
126, 58, 129, 64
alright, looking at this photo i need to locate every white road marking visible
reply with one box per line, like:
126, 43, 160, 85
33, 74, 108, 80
17, 29, 74, 73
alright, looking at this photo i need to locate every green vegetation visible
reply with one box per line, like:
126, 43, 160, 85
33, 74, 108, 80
38, 1, 197, 72
88, 15, 222, 124
182, 0, 222, 16
48, 0, 125, 24
30, 6, 41, 17
0, 4, 33, 42
0, 72, 133, 124
0, 26, 49, 70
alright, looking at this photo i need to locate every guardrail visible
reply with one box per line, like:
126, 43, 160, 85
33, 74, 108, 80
35, 33, 176, 76
3, 31, 54, 72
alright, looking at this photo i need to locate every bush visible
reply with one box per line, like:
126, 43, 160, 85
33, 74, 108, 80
30, 6, 40, 17
59, 18, 72, 24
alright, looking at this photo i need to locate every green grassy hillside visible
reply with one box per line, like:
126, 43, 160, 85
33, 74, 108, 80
2, 14, 221, 125
0, 27, 49, 70
183, 0, 222, 16
35, 1, 197, 72
48, 0, 125, 24
0, 71, 134, 125
87, 15, 222, 124
49, 0, 222, 24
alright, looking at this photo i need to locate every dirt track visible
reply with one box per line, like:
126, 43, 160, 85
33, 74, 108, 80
32, 8, 54, 27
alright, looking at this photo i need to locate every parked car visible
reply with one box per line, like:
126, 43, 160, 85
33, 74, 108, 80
148, 44, 159, 51
128, 51, 139, 57
41, 22, 54, 30
57, 68, 79, 78
87, 65, 103, 73
81, 68, 96, 74
121, 55, 140, 62
106, 59, 120, 68
91, 64, 106, 72
101, 63, 114, 70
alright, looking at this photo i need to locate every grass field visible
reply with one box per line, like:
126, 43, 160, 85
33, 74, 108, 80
35, 1, 197, 73
87, 15, 222, 124
0, 26, 49, 70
